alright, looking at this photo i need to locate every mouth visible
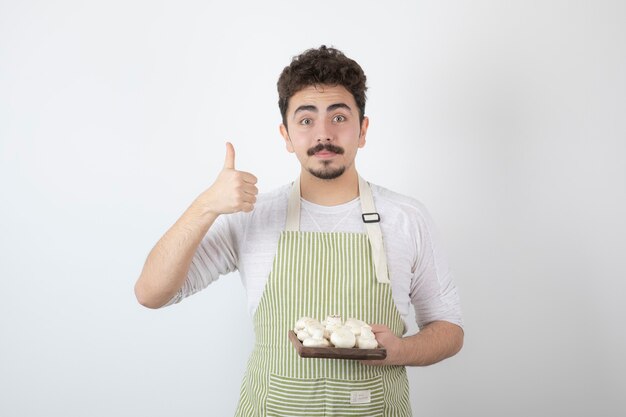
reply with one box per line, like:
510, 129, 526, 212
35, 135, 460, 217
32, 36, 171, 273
307, 143, 344, 158
314, 150, 337, 159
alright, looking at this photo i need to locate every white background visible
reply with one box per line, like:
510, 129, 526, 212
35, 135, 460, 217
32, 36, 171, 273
1, 1, 625, 416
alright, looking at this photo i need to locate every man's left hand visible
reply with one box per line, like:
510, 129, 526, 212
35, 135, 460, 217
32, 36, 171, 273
360, 321, 464, 367
360, 324, 406, 366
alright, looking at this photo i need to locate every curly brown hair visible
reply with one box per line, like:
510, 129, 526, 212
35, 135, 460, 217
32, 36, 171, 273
277, 45, 368, 127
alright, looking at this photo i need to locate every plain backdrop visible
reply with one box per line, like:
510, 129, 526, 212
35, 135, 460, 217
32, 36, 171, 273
1, 1, 625, 416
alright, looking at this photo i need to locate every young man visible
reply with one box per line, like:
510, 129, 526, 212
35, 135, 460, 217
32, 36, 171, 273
135, 46, 463, 416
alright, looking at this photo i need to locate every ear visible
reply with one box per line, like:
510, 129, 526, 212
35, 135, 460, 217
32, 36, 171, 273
358, 116, 369, 148
279, 123, 295, 153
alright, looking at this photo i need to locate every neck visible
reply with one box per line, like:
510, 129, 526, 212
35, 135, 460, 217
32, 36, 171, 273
299, 167, 360, 206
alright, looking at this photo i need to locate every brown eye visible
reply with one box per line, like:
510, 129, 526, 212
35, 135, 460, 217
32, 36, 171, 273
333, 115, 346, 123
300, 118, 312, 125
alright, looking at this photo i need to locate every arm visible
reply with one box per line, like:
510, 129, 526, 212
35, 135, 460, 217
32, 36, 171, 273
134, 143, 258, 309
362, 321, 464, 366
362, 201, 463, 366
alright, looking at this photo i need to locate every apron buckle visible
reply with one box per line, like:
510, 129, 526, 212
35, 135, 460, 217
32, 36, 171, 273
362, 212, 381, 223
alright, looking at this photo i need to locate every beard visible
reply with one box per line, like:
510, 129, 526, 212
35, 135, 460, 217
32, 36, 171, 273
306, 143, 346, 180
308, 162, 346, 180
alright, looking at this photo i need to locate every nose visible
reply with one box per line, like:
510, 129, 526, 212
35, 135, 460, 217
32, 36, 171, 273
315, 119, 334, 142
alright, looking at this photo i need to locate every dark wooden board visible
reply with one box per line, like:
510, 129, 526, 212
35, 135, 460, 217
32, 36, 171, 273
288, 330, 387, 360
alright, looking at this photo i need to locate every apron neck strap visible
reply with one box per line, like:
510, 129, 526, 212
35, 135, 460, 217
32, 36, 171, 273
285, 175, 390, 284
285, 177, 302, 232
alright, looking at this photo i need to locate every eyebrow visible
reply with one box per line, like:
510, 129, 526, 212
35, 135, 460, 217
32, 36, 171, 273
293, 103, 353, 117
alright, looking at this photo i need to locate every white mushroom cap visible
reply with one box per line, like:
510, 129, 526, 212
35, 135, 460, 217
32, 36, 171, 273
294, 317, 310, 331
330, 326, 356, 348
293, 316, 376, 349
325, 315, 343, 327
324, 323, 342, 340
356, 336, 378, 349
307, 321, 323, 333
308, 326, 324, 339
346, 318, 367, 327
296, 329, 311, 341
360, 325, 375, 339
345, 319, 366, 336
303, 337, 330, 348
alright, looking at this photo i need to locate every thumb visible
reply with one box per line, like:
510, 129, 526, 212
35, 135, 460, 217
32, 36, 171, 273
224, 142, 235, 170
369, 324, 390, 334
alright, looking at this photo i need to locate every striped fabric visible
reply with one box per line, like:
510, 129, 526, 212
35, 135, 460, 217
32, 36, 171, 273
267, 374, 384, 416
234, 231, 412, 416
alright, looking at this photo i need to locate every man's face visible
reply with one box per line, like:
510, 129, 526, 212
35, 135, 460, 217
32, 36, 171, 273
279, 84, 369, 180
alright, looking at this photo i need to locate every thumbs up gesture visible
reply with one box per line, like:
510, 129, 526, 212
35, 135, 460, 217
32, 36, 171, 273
198, 142, 258, 215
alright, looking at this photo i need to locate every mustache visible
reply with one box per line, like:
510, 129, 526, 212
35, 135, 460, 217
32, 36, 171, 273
307, 143, 345, 156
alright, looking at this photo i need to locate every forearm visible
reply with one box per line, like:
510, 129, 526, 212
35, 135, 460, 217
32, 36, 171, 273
134, 201, 218, 309
399, 321, 464, 366
135, 143, 259, 308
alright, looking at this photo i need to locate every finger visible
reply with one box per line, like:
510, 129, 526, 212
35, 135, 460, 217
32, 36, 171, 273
224, 142, 235, 170
243, 193, 257, 205
241, 202, 255, 213
242, 184, 258, 196
369, 324, 389, 333
239, 171, 258, 184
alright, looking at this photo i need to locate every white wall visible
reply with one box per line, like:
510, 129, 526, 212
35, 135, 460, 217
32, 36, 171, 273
1, 1, 625, 416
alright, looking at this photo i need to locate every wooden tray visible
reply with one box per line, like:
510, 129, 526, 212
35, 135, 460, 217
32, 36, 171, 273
288, 330, 387, 360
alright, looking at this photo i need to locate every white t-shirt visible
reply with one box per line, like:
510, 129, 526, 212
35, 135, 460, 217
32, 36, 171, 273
168, 182, 463, 332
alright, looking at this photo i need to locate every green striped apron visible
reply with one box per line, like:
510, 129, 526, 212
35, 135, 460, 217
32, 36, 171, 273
234, 176, 412, 417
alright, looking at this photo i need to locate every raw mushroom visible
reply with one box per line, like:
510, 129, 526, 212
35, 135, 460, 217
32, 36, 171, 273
325, 315, 342, 327
306, 321, 324, 337
356, 325, 378, 349
345, 318, 368, 336
324, 314, 343, 339
308, 326, 324, 340
294, 317, 313, 332
324, 323, 341, 340
296, 329, 311, 341
293, 316, 379, 350
330, 326, 357, 348
303, 336, 330, 347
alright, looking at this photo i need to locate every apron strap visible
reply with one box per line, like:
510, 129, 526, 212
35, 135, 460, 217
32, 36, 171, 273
285, 177, 301, 232
285, 176, 390, 284
358, 176, 390, 284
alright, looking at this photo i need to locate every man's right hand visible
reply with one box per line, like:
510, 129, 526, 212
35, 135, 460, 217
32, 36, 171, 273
197, 142, 258, 215
134, 142, 258, 308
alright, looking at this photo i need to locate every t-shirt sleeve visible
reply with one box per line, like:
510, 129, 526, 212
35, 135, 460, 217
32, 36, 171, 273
163, 212, 243, 306
410, 206, 463, 329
